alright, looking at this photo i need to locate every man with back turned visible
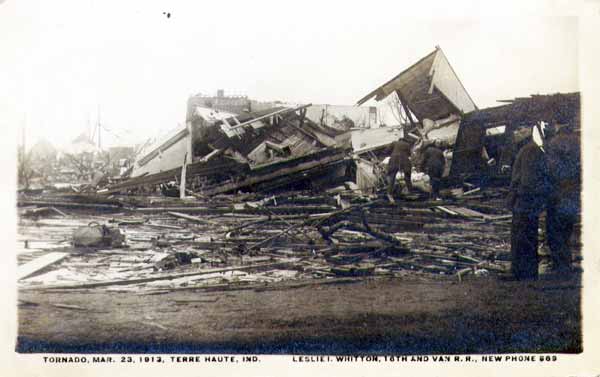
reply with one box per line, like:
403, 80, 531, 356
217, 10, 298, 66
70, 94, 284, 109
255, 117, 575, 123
421, 140, 446, 200
545, 122, 580, 275
386, 136, 413, 204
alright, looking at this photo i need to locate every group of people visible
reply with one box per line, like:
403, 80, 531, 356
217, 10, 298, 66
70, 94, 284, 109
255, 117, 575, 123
509, 121, 580, 279
385, 120, 580, 280
386, 137, 445, 203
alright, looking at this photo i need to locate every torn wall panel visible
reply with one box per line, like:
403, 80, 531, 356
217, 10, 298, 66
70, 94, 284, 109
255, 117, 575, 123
351, 126, 403, 155
131, 127, 191, 178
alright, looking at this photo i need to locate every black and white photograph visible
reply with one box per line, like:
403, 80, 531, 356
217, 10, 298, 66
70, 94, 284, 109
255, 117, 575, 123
2, 0, 599, 376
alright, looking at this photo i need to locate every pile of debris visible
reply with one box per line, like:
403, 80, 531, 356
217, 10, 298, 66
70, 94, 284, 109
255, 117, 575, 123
17, 183, 521, 294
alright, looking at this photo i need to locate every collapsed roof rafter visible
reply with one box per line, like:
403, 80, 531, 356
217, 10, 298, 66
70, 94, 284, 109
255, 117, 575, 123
357, 46, 477, 121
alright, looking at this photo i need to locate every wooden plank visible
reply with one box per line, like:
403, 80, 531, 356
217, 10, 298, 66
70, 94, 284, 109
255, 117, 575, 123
444, 206, 490, 219
435, 206, 459, 216
463, 187, 481, 196
50, 207, 68, 217
18, 252, 69, 280
18, 201, 121, 210
167, 211, 217, 225
145, 222, 185, 230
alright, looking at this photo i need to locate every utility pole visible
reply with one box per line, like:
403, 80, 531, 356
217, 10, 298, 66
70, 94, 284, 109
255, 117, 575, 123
22, 113, 26, 158
97, 105, 102, 150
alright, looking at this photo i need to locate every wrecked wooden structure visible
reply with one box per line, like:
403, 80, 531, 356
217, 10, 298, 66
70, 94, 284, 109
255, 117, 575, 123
353, 46, 478, 193
105, 104, 351, 196
449, 92, 581, 183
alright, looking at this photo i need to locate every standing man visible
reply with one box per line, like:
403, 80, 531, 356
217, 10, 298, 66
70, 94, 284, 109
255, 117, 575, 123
508, 123, 551, 280
545, 122, 580, 274
386, 136, 413, 204
421, 140, 445, 200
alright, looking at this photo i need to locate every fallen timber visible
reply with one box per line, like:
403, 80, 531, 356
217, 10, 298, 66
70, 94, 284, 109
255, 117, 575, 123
18, 200, 122, 210
17, 185, 524, 295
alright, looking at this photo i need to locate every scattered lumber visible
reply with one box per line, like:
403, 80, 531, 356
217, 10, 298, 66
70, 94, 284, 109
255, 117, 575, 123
17, 183, 519, 292
29, 261, 295, 290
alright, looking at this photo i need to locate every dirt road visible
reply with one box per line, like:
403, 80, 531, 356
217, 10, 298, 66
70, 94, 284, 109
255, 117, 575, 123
17, 273, 581, 354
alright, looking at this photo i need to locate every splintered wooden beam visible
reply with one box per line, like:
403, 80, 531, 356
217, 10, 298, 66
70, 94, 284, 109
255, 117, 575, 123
18, 252, 69, 280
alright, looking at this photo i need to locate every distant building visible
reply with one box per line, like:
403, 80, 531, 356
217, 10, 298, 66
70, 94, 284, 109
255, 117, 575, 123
186, 90, 282, 119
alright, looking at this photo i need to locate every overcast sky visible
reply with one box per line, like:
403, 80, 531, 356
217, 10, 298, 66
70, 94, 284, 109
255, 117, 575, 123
0, 0, 582, 149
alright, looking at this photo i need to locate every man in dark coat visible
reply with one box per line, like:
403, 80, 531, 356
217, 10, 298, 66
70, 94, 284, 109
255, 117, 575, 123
386, 137, 412, 203
421, 140, 445, 200
508, 124, 551, 280
545, 123, 580, 274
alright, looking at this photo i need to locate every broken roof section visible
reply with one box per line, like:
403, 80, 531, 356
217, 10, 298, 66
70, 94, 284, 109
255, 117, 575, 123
357, 46, 477, 121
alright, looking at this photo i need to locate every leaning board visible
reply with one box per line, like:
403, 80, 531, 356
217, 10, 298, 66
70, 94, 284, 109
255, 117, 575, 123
18, 252, 69, 280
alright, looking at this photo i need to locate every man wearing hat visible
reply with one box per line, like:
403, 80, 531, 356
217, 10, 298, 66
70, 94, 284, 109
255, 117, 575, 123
508, 122, 551, 280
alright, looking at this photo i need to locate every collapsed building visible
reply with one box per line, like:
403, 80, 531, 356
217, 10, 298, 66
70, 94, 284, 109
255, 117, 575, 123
17, 45, 582, 297
104, 103, 353, 196
352, 46, 477, 192
101, 46, 479, 196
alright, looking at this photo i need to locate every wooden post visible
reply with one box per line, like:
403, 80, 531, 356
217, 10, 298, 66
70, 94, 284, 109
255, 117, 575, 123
396, 90, 418, 127
180, 152, 188, 199
298, 108, 307, 128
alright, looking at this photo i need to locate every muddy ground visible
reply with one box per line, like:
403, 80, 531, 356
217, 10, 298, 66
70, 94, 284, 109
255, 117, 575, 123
17, 273, 581, 354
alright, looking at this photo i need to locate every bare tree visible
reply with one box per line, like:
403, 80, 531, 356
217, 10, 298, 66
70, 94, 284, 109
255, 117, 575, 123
385, 91, 408, 125
17, 146, 34, 189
